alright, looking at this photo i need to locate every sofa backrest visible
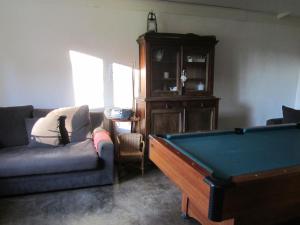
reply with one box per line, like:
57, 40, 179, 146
0, 105, 34, 148
0, 106, 107, 149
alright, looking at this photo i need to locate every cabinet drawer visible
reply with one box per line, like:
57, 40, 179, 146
186, 100, 218, 108
150, 102, 182, 110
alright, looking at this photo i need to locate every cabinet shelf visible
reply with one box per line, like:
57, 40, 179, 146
153, 89, 178, 92
152, 60, 177, 64
162, 78, 176, 81
186, 78, 205, 81
153, 90, 179, 94
184, 61, 206, 65
152, 77, 176, 81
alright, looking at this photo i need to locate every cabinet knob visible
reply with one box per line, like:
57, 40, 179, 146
200, 103, 204, 107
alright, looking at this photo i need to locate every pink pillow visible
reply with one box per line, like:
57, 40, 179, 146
93, 130, 111, 150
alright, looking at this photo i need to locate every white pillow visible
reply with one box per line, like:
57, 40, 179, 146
29, 115, 60, 147
47, 105, 91, 143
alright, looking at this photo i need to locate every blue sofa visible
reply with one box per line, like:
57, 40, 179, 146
267, 106, 300, 125
0, 106, 114, 196
266, 118, 283, 125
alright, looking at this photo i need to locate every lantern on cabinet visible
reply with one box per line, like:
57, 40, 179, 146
147, 11, 157, 32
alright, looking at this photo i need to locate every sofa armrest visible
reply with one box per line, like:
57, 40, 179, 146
96, 140, 114, 161
93, 128, 113, 157
93, 128, 114, 183
266, 118, 283, 126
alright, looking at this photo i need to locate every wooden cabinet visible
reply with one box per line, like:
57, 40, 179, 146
135, 32, 219, 145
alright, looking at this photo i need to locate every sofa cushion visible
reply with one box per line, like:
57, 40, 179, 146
282, 105, 300, 123
0, 105, 33, 148
0, 139, 100, 178
29, 115, 61, 147
50, 105, 91, 143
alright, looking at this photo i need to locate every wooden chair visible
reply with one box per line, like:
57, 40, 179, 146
116, 133, 145, 175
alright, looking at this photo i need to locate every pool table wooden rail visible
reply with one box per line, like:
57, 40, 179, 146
149, 135, 300, 225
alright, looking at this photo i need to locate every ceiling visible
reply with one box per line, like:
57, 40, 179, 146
159, 0, 300, 18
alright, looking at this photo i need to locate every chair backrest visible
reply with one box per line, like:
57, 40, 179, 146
117, 133, 143, 152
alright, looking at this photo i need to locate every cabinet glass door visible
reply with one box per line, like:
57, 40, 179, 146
181, 47, 210, 95
151, 46, 180, 96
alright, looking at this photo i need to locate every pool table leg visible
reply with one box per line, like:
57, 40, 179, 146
181, 193, 189, 219
181, 192, 235, 225
180, 213, 189, 220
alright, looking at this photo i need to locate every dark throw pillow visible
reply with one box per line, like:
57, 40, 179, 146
25, 117, 39, 141
0, 105, 33, 148
282, 105, 300, 123
58, 115, 70, 145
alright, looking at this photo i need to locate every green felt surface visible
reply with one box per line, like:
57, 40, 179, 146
165, 125, 300, 180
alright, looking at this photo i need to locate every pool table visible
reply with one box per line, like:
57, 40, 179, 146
149, 124, 300, 225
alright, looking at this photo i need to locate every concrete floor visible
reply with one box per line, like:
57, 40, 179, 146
1, 167, 299, 225
0, 168, 199, 225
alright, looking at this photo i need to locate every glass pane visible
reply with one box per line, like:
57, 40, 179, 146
183, 48, 209, 92
151, 46, 179, 95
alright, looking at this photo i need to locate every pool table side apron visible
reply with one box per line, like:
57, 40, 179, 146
149, 136, 235, 225
149, 136, 300, 225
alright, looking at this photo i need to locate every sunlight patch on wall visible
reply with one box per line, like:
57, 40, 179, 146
112, 63, 140, 133
70, 50, 104, 109
112, 63, 134, 109
295, 70, 300, 108
133, 68, 140, 99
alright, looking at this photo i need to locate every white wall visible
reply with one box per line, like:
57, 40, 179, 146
1, 0, 300, 128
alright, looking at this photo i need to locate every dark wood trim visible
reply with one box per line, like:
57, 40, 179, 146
149, 135, 212, 177
137, 32, 218, 44
141, 96, 220, 102
232, 164, 300, 183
